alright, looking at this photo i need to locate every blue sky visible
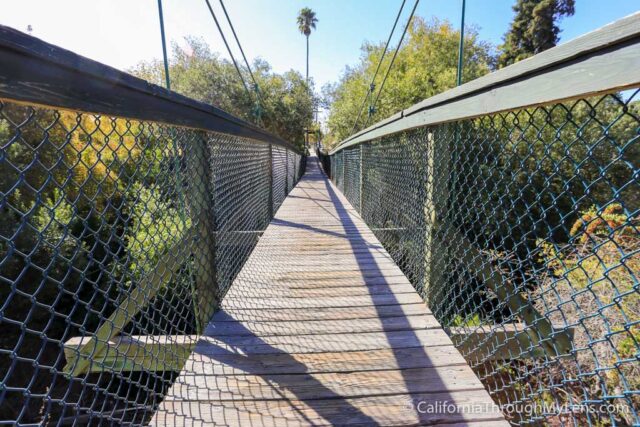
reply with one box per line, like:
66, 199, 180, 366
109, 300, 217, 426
2, 0, 638, 91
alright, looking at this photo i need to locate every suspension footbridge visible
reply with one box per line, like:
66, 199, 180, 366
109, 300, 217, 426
0, 11, 639, 426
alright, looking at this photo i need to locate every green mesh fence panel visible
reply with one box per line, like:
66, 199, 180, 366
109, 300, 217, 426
0, 100, 304, 425
326, 90, 640, 426
344, 146, 362, 213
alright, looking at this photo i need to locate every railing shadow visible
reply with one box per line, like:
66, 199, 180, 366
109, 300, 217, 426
164, 156, 489, 425
184, 316, 382, 425
316, 157, 459, 413
168, 158, 379, 425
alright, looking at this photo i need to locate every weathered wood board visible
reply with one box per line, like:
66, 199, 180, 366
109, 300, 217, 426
151, 155, 507, 426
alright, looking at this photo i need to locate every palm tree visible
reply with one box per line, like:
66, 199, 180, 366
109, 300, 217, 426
296, 7, 318, 83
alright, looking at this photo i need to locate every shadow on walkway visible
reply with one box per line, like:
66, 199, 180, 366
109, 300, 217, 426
157, 156, 491, 425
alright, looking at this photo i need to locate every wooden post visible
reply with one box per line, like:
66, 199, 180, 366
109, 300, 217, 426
185, 133, 218, 334
342, 150, 346, 192
359, 144, 364, 214
422, 124, 572, 357
422, 128, 448, 304
267, 143, 274, 219
63, 229, 195, 376
285, 149, 289, 193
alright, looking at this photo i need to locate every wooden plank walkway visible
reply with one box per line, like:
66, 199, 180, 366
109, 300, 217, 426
151, 155, 507, 426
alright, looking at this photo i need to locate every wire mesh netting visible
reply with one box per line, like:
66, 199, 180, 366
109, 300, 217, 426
0, 99, 304, 425
271, 145, 288, 212
333, 150, 344, 193
324, 89, 640, 425
343, 146, 361, 212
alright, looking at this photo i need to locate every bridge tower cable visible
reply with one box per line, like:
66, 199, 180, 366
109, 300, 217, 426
364, 0, 420, 129
156, 0, 171, 90
349, 0, 407, 136
456, 0, 466, 86
154, 1, 199, 329
217, 0, 264, 123
204, 0, 253, 105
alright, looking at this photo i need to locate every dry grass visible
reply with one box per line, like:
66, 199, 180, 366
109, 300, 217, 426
532, 206, 639, 425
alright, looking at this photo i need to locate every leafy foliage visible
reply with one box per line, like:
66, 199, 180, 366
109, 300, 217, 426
296, 7, 318, 37
535, 204, 639, 425
324, 18, 494, 145
0, 101, 194, 421
131, 38, 315, 150
125, 183, 190, 279
457, 95, 640, 253
498, 0, 575, 67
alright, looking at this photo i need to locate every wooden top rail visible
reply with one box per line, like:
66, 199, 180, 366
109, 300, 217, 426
331, 12, 640, 153
0, 25, 301, 153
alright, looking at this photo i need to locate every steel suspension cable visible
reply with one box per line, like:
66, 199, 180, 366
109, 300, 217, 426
156, 0, 171, 90
217, 0, 260, 91
204, 0, 251, 96
154, 1, 198, 330
349, 0, 407, 136
456, 0, 466, 86
364, 0, 420, 129
217, 0, 264, 122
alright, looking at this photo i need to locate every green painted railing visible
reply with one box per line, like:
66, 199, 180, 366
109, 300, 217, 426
322, 13, 640, 426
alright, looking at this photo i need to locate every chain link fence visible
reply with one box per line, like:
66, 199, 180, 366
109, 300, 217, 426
343, 146, 362, 212
323, 89, 640, 425
2, 12, 639, 427
0, 32, 304, 425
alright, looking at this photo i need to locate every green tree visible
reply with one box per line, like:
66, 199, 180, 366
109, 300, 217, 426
498, 0, 575, 67
325, 17, 493, 144
131, 38, 315, 149
296, 7, 318, 83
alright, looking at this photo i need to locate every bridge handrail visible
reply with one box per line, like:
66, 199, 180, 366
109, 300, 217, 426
330, 12, 640, 153
0, 25, 301, 153
322, 12, 640, 425
0, 25, 306, 425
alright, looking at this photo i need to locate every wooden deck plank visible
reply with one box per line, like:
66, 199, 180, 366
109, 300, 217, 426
233, 266, 407, 277
216, 304, 431, 322
224, 282, 420, 298
230, 275, 413, 288
164, 366, 488, 401
154, 391, 507, 426
205, 314, 440, 336
150, 155, 505, 426
178, 347, 470, 376
235, 256, 400, 266
192, 329, 455, 355
221, 293, 425, 309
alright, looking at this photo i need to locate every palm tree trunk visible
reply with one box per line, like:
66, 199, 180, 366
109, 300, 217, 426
306, 34, 309, 83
